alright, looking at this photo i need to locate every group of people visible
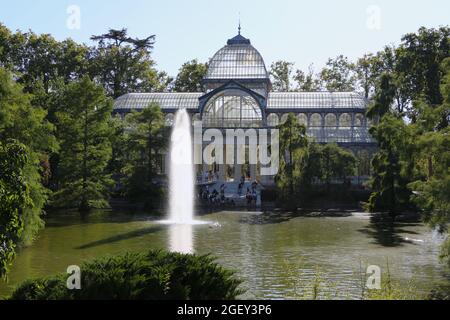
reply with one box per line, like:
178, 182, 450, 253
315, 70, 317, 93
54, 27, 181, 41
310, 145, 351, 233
196, 170, 219, 184
238, 176, 259, 205
198, 184, 235, 206
198, 174, 259, 207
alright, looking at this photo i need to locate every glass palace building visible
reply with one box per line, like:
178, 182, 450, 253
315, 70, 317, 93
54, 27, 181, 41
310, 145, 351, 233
113, 32, 377, 185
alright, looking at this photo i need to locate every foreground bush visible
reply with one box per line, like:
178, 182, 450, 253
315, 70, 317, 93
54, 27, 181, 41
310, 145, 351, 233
10, 250, 243, 300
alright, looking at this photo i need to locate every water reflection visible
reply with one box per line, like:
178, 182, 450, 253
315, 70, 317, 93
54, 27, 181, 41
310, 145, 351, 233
0, 211, 448, 299
169, 224, 193, 254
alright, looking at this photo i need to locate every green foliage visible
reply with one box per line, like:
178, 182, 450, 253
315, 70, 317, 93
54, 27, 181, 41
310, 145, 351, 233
90, 28, 172, 98
0, 140, 30, 279
398, 26, 449, 107
407, 59, 450, 235
320, 55, 356, 92
52, 76, 113, 211
366, 73, 397, 119
270, 60, 295, 91
275, 113, 308, 207
294, 64, 321, 91
366, 28, 450, 219
0, 67, 56, 245
408, 128, 450, 230
319, 143, 357, 188
355, 53, 381, 98
10, 250, 244, 300
275, 114, 357, 208
367, 114, 413, 215
363, 265, 422, 300
122, 103, 168, 208
173, 59, 207, 92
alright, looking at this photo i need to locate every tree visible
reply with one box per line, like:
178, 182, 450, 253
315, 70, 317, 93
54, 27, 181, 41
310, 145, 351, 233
90, 28, 171, 98
355, 53, 381, 98
373, 27, 450, 122
320, 55, 357, 91
407, 58, 450, 263
53, 77, 113, 212
319, 143, 357, 191
408, 129, 450, 230
294, 64, 321, 91
0, 140, 31, 279
123, 102, 168, 208
275, 113, 308, 207
173, 59, 207, 92
0, 67, 57, 245
367, 114, 413, 216
270, 60, 294, 91
398, 27, 450, 107
366, 73, 398, 119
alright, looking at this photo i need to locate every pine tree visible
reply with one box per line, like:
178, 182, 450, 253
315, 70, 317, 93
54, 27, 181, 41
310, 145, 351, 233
53, 76, 113, 212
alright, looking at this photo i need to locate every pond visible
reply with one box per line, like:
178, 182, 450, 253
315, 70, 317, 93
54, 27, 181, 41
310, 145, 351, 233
0, 209, 448, 299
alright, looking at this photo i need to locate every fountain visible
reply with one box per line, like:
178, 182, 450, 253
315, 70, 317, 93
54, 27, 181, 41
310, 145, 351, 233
160, 109, 209, 253
168, 109, 195, 224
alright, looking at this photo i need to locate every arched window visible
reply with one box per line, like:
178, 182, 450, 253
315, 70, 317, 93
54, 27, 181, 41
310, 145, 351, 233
325, 113, 337, 127
339, 113, 351, 127
267, 113, 279, 127
297, 113, 308, 127
165, 113, 174, 126
202, 90, 262, 128
310, 113, 322, 127
280, 113, 290, 124
355, 113, 364, 127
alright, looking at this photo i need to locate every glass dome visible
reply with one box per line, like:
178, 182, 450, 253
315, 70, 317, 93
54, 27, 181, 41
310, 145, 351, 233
205, 34, 268, 80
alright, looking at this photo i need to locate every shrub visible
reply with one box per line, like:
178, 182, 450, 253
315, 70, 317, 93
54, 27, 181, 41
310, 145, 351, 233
10, 250, 244, 300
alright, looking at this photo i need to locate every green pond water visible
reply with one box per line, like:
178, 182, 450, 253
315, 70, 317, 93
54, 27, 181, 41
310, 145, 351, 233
0, 209, 449, 299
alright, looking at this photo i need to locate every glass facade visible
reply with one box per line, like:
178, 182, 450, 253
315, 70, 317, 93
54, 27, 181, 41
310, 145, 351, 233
267, 92, 366, 109
202, 91, 262, 128
113, 93, 202, 111
112, 32, 376, 148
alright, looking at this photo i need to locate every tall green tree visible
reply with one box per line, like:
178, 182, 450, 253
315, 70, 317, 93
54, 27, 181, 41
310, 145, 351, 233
367, 114, 414, 215
123, 102, 167, 208
53, 77, 113, 212
407, 58, 450, 263
275, 113, 308, 207
173, 59, 207, 92
0, 67, 57, 245
90, 28, 171, 98
366, 73, 398, 119
0, 140, 31, 279
398, 27, 450, 107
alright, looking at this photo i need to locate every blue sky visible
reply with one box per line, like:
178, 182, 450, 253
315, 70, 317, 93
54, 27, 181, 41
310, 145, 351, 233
1, 0, 448, 77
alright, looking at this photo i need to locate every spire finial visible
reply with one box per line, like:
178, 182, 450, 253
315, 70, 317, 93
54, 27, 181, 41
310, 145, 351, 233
238, 13, 241, 35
